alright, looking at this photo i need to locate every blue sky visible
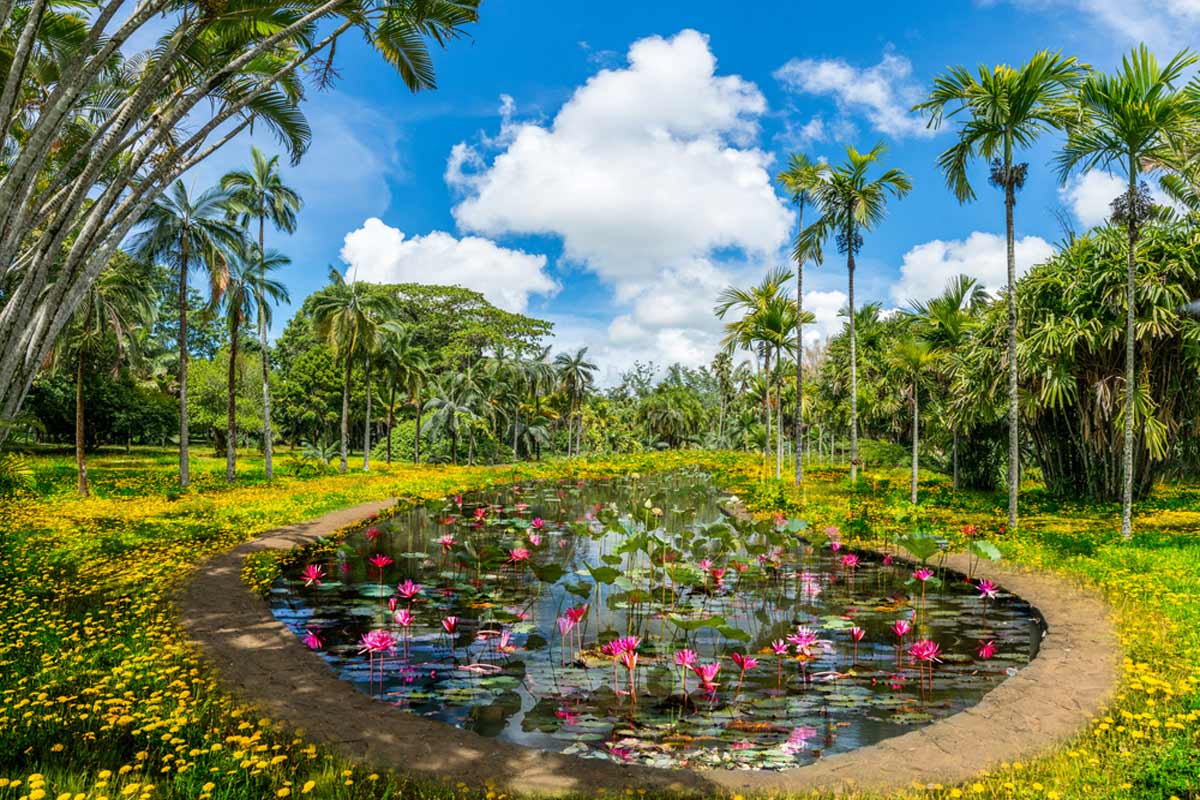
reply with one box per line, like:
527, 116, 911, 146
183, 0, 1200, 383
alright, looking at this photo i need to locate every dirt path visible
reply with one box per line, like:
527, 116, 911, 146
177, 499, 1120, 796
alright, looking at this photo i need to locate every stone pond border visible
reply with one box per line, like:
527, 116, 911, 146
177, 498, 1121, 796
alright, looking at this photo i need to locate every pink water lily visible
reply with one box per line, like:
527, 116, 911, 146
691, 662, 721, 695
366, 526, 380, 541
438, 534, 456, 551
977, 579, 1000, 600
913, 567, 934, 582
368, 553, 393, 570
358, 629, 395, 655
731, 652, 757, 699
396, 579, 422, 600
977, 640, 997, 660
441, 616, 459, 634
302, 629, 323, 650
394, 608, 413, 627
527, 532, 542, 547
300, 564, 325, 587
508, 547, 530, 563
891, 619, 912, 639
531, 517, 545, 529
849, 625, 865, 661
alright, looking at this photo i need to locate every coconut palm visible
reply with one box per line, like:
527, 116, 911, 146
1056, 45, 1200, 538
554, 348, 597, 457
423, 373, 479, 465
378, 322, 429, 465
777, 153, 831, 485
915, 50, 1085, 530
214, 245, 289, 481
311, 269, 392, 473
221, 147, 302, 480
890, 337, 936, 504
801, 144, 911, 484
61, 261, 156, 496
130, 182, 243, 488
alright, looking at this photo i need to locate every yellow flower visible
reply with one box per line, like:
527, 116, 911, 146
276, 789, 290, 798
301, 781, 315, 794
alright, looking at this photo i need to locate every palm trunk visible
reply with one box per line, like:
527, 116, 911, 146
386, 381, 395, 464
226, 315, 239, 482
413, 392, 423, 464
363, 353, 372, 471
911, 380, 919, 504
178, 233, 190, 488
75, 347, 89, 497
847, 232, 859, 485
512, 402, 520, 461
952, 429, 959, 489
762, 348, 771, 468
1004, 155, 1019, 532
775, 356, 783, 479
795, 201, 805, 486
339, 355, 351, 473
1121, 163, 1137, 539
258, 216, 274, 481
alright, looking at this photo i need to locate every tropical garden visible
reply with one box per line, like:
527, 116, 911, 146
1, 2, 1200, 799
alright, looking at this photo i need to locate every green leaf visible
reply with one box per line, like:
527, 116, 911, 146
585, 565, 622, 585
968, 540, 1002, 562
530, 562, 565, 584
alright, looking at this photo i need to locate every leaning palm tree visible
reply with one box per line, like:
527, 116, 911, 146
914, 50, 1085, 530
130, 182, 242, 488
311, 268, 391, 473
214, 244, 289, 481
554, 348, 597, 457
889, 337, 935, 504
801, 144, 911, 484
62, 261, 156, 496
1056, 45, 1200, 538
222, 147, 302, 480
777, 153, 830, 486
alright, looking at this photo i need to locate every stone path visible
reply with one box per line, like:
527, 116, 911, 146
177, 499, 1121, 796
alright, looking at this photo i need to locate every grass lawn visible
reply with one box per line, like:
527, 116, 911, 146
1, 448, 1197, 800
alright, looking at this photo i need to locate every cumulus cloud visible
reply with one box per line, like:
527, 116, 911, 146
340, 218, 557, 313
890, 232, 1055, 306
446, 29, 793, 372
773, 50, 932, 139
997, 0, 1200, 51
1059, 170, 1177, 229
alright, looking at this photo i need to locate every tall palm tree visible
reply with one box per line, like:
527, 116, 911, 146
910, 275, 987, 487
1056, 45, 1200, 538
424, 373, 478, 465
525, 347, 557, 460
311, 268, 391, 473
222, 147, 302, 480
378, 322, 428, 465
214, 245, 289, 481
890, 337, 935, 504
777, 153, 830, 486
62, 261, 156, 496
715, 267, 793, 472
801, 144, 911, 484
915, 50, 1085, 529
554, 348, 597, 457
130, 182, 242, 488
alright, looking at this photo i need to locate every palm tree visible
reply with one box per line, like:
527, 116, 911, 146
378, 322, 428, 465
716, 267, 793, 471
911, 275, 987, 488
1056, 46, 1200, 538
915, 51, 1085, 529
890, 337, 935, 504
214, 245, 289, 481
777, 153, 830, 485
311, 269, 391, 473
525, 347, 557, 460
62, 262, 156, 496
801, 144, 911, 484
130, 182, 242, 488
424, 374, 478, 465
222, 147, 302, 480
554, 348, 597, 456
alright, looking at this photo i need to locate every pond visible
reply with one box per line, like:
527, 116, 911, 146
269, 471, 1044, 771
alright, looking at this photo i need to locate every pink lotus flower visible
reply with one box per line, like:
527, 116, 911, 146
497, 630, 516, 653
438, 534, 456, 551
913, 567, 934, 582
907, 639, 942, 663
770, 639, 790, 655
788, 626, 820, 652
781, 726, 818, 754
618, 647, 638, 671
977, 579, 1000, 600
891, 619, 912, 639
453, 494, 463, 506
302, 629, 323, 650
508, 547, 531, 563
673, 649, 698, 668
556, 616, 577, 636
882, 554, 894, 565
977, 640, 997, 660
515, 502, 530, 512
691, 662, 721, 692
388, 597, 398, 613
442, 616, 459, 634
368, 553, 394, 570
565, 604, 588, 624
698, 558, 713, 571
531, 517, 545, 529
840, 553, 860, 568
730, 652, 758, 671
301, 564, 325, 587
850, 626, 866, 642
709, 566, 727, 582
396, 579, 422, 599
366, 526, 380, 541
394, 608, 413, 627
358, 629, 396, 655
830, 541, 842, 552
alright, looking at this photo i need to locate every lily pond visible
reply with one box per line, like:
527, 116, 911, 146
270, 471, 1044, 770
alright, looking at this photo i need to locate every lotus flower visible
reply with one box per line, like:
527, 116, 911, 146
394, 608, 413, 627
438, 534, 456, 551
977, 579, 1000, 600
770, 639, 790, 655
396, 579, 422, 599
302, 629, 323, 650
730, 652, 758, 671
673, 649, 698, 668
840, 553, 860, 568
691, 662, 721, 694
300, 564, 325, 587
368, 553, 393, 570
366, 526, 380, 541
527, 532, 542, 547
977, 640, 997, 660
441, 616, 459, 634
358, 629, 395, 655
850, 626, 866, 642
508, 547, 530, 563
565, 604, 588, 624
891, 619, 912, 639
907, 638, 942, 663
531, 517, 545, 529
913, 567, 934, 582
962, 524, 978, 536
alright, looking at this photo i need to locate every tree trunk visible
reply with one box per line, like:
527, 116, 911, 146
911, 381, 919, 505
75, 347, 89, 497
795, 201, 805, 486
178, 233, 190, 488
362, 353, 371, 471
226, 315, 239, 482
775, 359, 782, 479
763, 348, 771, 471
847, 233, 859, 485
413, 394, 423, 464
512, 402, 520, 462
258, 217, 274, 481
1004, 145, 1020, 533
1121, 164, 1137, 539
952, 429, 959, 490
339, 355, 351, 473
386, 381, 395, 464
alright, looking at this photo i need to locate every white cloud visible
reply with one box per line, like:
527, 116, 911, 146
1001, 0, 1200, 51
773, 50, 933, 139
339, 218, 557, 313
1059, 171, 1177, 229
890, 232, 1055, 306
803, 290, 848, 345
447, 29, 793, 373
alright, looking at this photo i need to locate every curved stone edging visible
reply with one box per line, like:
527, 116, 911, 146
176, 499, 1121, 796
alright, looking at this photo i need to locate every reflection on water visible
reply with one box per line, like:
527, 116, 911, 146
270, 471, 1043, 770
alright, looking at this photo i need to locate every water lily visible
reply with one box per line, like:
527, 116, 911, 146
673, 648, 698, 695
438, 534, 456, 551
977, 639, 997, 660
690, 662, 720, 696
850, 625, 865, 661
977, 578, 999, 600
300, 564, 325, 587
730, 652, 758, 700
531, 517, 545, 529
396, 578, 422, 600
891, 618, 912, 639
302, 629, 323, 650
913, 567, 934, 582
